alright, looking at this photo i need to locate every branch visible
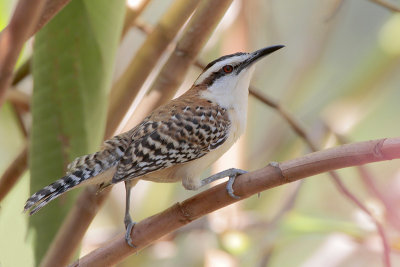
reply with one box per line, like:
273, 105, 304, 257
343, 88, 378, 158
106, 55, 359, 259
40, 186, 112, 267
8, 0, 72, 88
121, 0, 151, 38
11, 58, 31, 86
72, 137, 400, 266
0, 146, 28, 202
105, 0, 200, 138
5, 88, 30, 112
124, 0, 233, 130
0, 0, 46, 107
326, 124, 400, 231
0, 0, 72, 107
369, 0, 400, 12
249, 89, 391, 267
42, 2, 203, 265
34, 0, 72, 36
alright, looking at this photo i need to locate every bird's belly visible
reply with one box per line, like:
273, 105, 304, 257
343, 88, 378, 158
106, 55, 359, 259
140, 108, 244, 188
140, 167, 182, 183
140, 127, 238, 188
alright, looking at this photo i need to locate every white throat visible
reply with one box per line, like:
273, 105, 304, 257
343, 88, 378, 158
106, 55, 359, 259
200, 65, 255, 137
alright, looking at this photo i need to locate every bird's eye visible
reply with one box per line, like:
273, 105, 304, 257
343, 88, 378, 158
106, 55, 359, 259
222, 65, 233, 73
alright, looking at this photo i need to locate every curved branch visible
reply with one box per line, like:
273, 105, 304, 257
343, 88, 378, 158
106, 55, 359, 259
72, 137, 400, 266
250, 89, 391, 267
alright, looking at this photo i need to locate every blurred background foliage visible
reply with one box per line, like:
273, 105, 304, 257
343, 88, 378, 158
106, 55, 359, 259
1, 0, 400, 266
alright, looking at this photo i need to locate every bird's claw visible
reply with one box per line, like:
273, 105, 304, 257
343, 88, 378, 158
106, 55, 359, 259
226, 170, 247, 199
125, 221, 137, 248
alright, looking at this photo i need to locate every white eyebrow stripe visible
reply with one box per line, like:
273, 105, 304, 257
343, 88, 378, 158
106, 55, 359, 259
194, 54, 249, 85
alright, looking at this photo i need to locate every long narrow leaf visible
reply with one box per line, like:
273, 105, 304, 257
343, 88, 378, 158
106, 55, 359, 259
28, 0, 125, 262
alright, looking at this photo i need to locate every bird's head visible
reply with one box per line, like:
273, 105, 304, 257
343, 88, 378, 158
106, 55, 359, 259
195, 45, 284, 108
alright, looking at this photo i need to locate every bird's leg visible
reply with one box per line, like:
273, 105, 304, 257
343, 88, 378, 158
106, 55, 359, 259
200, 168, 248, 199
124, 180, 136, 248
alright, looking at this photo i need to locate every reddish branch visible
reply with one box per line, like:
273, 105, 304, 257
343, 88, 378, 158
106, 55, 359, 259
0, 0, 71, 201
0, 0, 46, 107
40, 187, 112, 267
250, 89, 391, 267
0, 146, 28, 202
0, 0, 71, 107
43, 2, 232, 266
72, 137, 400, 266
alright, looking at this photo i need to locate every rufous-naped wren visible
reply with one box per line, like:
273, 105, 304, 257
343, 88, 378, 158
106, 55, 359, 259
25, 45, 284, 246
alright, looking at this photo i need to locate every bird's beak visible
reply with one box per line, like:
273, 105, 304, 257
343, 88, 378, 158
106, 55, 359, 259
238, 45, 284, 73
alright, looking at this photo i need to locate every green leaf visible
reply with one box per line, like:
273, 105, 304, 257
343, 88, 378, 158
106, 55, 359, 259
28, 0, 125, 262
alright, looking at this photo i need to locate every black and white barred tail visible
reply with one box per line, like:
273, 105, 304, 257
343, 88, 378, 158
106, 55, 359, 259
24, 168, 98, 215
23, 135, 128, 215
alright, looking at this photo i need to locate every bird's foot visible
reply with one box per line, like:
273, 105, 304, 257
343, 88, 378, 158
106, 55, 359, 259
124, 216, 137, 248
201, 168, 247, 199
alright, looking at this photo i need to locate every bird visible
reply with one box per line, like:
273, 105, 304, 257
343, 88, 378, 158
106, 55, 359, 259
24, 45, 284, 247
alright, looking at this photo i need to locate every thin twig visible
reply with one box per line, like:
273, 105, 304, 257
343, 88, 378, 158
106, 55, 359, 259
266, 180, 304, 229
369, 0, 400, 12
329, 171, 391, 267
250, 89, 392, 267
121, 0, 151, 38
0, 146, 28, 202
5, 89, 30, 112
326, 124, 400, 231
134, 18, 153, 35
72, 137, 400, 266
11, 58, 31, 86
10, 103, 29, 137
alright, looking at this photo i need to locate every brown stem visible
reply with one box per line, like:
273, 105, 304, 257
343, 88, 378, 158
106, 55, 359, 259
41, 2, 202, 265
11, 58, 31, 86
72, 137, 400, 266
121, 0, 152, 38
0, 0, 46, 107
105, 0, 200, 138
10, 103, 29, 137
40, 187, 112, 267
124, 0, 233, 130
0, 146, 28, 202
8, 0, 72, 87
250, 89, 391, 267
5, 89, 30, 112
267, 180, 304, 229
249, 89, 316, 148
329, 171, 391, 267
327, 124, 400, 231
0, 0, 72, 199
369, 0, 400, 12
